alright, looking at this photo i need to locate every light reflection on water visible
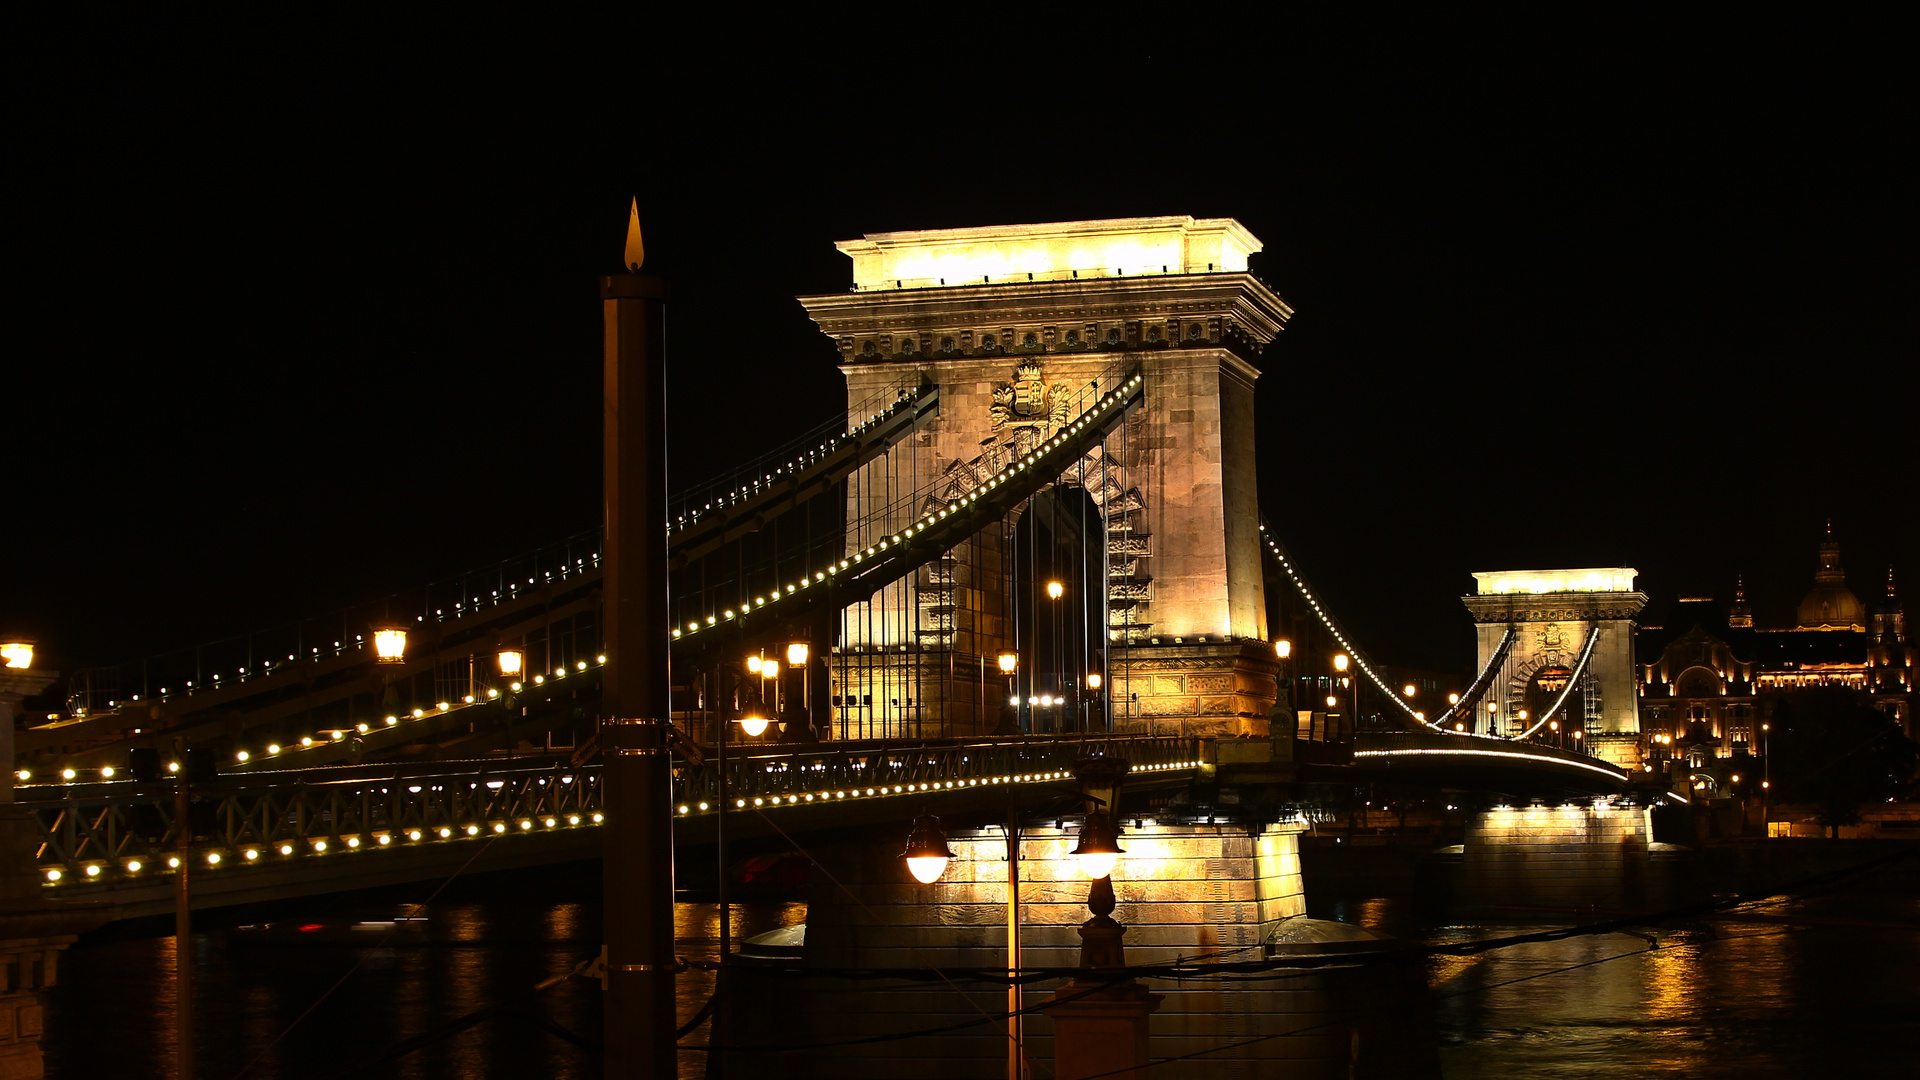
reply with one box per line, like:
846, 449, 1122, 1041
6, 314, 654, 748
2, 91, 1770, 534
43, 886, 801, 1080
1333, 890, 1920, 1079
43, 872, 1919, 1079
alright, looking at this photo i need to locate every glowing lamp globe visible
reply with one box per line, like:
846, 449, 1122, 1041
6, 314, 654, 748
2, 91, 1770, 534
496, 648, 524, 677
1403, 684, 1417, 698
1046, 581, 1064, 600
738, 713, 770, 738
1274, 639, 1291, 659
1070, 813, 1124, 880
786, 642, 810, 666
746, 655, 763, 674
372, 627, 408, 664
761, 659, 781, 680
997, 652, 1018, 675
901, 814, 954, 884
1085, 672, 1103, 690
1333, 653, 1349, 673
1, 640, 33, 670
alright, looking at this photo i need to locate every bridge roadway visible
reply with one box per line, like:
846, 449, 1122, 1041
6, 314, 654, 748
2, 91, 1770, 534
1350, 729, 1630, 794
22, 733, 1201, 922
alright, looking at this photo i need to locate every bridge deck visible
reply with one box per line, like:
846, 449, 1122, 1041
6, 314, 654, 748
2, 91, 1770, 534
21, 734, 1199, 921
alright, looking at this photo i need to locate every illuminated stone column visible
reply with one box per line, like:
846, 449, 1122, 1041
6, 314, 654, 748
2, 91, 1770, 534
1463, 569, 1648, 769
805, 218, 1293, 738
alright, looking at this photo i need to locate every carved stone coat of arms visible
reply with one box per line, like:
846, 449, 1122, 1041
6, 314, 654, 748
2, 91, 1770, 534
990, 360, 1070, 431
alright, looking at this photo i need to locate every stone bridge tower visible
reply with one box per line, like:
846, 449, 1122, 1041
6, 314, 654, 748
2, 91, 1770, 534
1463, 568, 1648, 768
800, 217, 1293, 738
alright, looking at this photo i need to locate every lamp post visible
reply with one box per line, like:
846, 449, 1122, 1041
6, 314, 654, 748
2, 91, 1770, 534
901, 807, 1026, 1080
787, 642, 811, 740
1046, 581, 1064, 735
1084, 671, 1104, 734
1273, 640, 1293, 736
996, 651, 1020, 736
1333, 653, 1351, 741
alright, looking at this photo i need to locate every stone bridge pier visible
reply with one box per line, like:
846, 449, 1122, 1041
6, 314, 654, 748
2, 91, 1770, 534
714, 818, 1439, 1079
1455, 803, 1673, 914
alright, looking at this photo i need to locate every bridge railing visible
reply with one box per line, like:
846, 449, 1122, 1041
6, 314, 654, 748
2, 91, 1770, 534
23, 759, 604, 887
57, 529, 606, 716
677, 733, 1199, 812
667, 369, 932, 530
27, 735, 1200, 887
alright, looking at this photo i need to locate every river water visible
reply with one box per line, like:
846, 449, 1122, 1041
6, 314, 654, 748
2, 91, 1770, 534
42, 860, 1919, 1078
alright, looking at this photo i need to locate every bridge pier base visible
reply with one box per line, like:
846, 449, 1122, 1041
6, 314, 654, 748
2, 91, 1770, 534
714, 820, 1439, 1077
1459, 803, 1668, 914
1110, 642, 1279, 740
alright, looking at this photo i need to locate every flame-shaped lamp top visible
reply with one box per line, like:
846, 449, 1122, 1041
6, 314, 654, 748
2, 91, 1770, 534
624, 197, 645, 271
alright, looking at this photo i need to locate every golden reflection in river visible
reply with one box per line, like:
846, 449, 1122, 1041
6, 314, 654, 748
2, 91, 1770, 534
674, 901, 808, 1080
442, 904, 492, 1079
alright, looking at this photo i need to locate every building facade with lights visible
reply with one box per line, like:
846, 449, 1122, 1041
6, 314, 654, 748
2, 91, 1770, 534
1636, 531, 1915, 774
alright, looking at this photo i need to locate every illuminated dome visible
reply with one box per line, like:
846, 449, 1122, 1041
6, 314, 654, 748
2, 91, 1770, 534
1795, 528, 1866, 631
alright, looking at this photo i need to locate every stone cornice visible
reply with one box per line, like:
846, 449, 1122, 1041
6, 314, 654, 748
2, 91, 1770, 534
798, 273, 1293, 363
1461, 592, 1649, 624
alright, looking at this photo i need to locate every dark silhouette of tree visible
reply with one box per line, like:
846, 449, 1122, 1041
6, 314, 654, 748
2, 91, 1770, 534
1768, 689, 1920, 837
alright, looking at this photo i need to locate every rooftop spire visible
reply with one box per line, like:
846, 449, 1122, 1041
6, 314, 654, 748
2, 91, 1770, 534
623, 197, 645, 272
1729, 573, 1753, 628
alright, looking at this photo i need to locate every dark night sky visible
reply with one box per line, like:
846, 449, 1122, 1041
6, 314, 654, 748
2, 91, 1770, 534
9, 11, 1915, 684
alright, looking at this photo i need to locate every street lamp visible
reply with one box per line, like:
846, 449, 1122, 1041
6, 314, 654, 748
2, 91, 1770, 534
738, 709, 770, 739
1, 639, 33, 670
1332, 654, 1352, 738
372, 625, 408, 664
1070, 812, 1124, 880
996, 651, 1020, 734
496, 645, 524, 679
902, 814, 954, 884
787, 642, 811, 739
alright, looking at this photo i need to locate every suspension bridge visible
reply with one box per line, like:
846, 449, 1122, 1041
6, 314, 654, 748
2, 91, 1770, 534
13, 216, 1638, 925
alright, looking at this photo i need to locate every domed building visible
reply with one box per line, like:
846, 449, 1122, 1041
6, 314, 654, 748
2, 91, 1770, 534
1638, 527, 1914, 779
1795, 526, 1867, 631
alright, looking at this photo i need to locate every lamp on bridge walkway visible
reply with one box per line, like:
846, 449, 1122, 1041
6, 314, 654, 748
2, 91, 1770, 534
496, 645, 524, 678
901, 813, 954, 884
372, 625, 408, 664
738, 710, 770, 739
995, 652, 1021, 736
787, 642, 812, 739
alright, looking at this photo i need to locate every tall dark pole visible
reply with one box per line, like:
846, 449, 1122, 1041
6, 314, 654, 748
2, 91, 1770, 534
601, 201, 676, 1080
173, 736, 194, 1079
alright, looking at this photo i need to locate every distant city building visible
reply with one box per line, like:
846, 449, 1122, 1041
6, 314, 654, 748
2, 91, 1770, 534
1637, 527, 1914, 773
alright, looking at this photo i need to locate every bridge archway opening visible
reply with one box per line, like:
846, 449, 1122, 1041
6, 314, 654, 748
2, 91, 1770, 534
1008, 483, 1104, 734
